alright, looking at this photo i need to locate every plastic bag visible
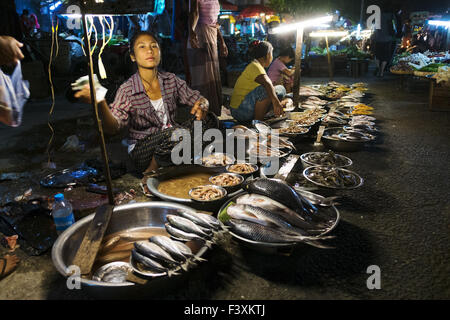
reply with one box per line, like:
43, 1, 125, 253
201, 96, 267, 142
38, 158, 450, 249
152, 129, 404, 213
0, 61, 30, 127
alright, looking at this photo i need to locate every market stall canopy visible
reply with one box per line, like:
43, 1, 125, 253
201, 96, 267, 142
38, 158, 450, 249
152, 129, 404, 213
220, 0, 238, 12
238, 5, 275, 19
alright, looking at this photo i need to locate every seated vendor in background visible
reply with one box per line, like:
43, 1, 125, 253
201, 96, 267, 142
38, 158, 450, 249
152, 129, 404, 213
267, 47, 295, 93
75, 31, 210, 174
229, 40, 288, 123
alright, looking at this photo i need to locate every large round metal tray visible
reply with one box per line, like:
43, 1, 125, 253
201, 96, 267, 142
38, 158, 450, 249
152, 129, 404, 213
300, 152, 353, 169
52, 202, 210, 291
146, 165, 243, 211
217, 192, 340, 250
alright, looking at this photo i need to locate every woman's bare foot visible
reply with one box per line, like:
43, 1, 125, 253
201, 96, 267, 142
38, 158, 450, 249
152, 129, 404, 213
0, 254, 20, 280
143, 156, 159, 175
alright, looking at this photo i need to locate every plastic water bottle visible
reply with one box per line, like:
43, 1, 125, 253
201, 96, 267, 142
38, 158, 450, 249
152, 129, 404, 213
52, 193, 75, 235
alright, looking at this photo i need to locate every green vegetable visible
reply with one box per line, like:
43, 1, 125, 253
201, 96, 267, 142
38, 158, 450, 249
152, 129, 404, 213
218, 201, 235, 223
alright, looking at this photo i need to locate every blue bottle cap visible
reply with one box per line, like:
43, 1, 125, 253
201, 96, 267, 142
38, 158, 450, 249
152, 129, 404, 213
54, 193, 64, 201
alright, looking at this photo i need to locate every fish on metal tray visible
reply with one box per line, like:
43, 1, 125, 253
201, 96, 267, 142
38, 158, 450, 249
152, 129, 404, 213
243, 179, 335, 226
177, 211, 223, 231
149, 235, 206, 263
227, 219, 334, 249
165, 223, 214, 248
134, 241, 188, 271
166, 215, 213, 238
227, 204, 316, 237
131, 249, 180, 277
236, 194, 329, 233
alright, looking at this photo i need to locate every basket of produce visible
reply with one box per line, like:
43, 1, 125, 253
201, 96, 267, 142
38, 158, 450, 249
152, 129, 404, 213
390, 62, 414, 75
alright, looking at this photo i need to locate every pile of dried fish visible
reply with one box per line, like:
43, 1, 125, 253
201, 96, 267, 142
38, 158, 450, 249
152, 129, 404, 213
302, 151, 351, 167
201, 154, 234, 167
165, 211, 225, 246
227, 163, 257, 175
277, 123, 309, 135
131, 235, 206, 277
333, 131, 375, 142
221, 179, 338, 248
304, 166, 362, 189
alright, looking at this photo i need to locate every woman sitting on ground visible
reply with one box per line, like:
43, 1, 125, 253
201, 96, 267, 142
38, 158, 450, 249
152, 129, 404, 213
229, 40, 289, 123
267, 46, 295, 93
75, 31, 212, 173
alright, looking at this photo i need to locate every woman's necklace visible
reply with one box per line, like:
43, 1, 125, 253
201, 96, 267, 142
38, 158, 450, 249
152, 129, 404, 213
140, 73, 158, 96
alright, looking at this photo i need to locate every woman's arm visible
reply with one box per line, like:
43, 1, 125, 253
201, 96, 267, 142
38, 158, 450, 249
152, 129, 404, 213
174, 75, 209, 120
255, 74, 284, 117
189, 0, 200, 48
74, 86, 121, 135
281, 67, 295, 77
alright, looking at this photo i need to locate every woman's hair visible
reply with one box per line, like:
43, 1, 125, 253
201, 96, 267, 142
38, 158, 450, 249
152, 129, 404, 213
279, 47, 295, 59
129, 30, 161, 56
248, 40, 273, 60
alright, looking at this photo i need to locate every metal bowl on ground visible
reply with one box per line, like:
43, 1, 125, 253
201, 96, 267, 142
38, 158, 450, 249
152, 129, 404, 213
146, 165, 240, 212
303, 166, 364, 190
217, 192, 340, 254
209, 173, 245, 195
51, 202, 210, 297
321, 127, 368, 152
300, 152, 353, 169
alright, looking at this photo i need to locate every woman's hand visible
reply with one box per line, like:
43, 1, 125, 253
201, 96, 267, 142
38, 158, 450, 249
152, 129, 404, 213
0, 36, 24, 66
74, 85, 93, 104
220, 41, 228, 57
273, 100, 285, 117
191, 98, 209, 120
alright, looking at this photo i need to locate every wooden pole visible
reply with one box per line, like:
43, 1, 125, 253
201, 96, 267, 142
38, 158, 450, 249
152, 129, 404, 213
292, 26, 304, 110
325, 36, 333, 80
81, 11, 115, 205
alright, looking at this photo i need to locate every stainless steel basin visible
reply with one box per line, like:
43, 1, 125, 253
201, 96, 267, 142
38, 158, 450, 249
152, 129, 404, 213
51, 202, 208, 297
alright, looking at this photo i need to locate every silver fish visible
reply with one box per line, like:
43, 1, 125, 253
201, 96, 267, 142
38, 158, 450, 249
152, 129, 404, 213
165, 223, 213, 248
227, 204, 313, 236
131, 250, 179, 277
177, 211, 221, 231
134, 241, 187, 271
167, 215, 212, 238
236, 194, 327, 233
227, 219, 334, 249
149, 236, 206, 263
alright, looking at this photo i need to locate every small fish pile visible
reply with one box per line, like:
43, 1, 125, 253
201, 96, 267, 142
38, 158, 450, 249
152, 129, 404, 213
302, 151, 351, 167
190, 185, 226, 201
165, 211, 225, 246
299, 86, 323, 97
210, 173, 242, 187
305, 166, 362, 189
290, 109, 324, 126
227, 163, 257, 175
201, 153, 234, 167
351, 104, 374, 115
222, 179, 338, 248
277, 123, 309, 135
334, 130, 375, 142
131, 235, 206, 277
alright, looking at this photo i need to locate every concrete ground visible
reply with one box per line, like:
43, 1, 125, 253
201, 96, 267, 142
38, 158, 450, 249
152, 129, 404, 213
0, 73, 449, 300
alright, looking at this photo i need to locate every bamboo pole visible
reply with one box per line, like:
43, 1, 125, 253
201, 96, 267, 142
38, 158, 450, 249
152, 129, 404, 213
81, 9, 115, 205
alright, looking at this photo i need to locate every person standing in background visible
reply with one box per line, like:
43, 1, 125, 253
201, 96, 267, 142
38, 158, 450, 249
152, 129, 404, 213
372, 7, 397, 77
188, 0, 228, 116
